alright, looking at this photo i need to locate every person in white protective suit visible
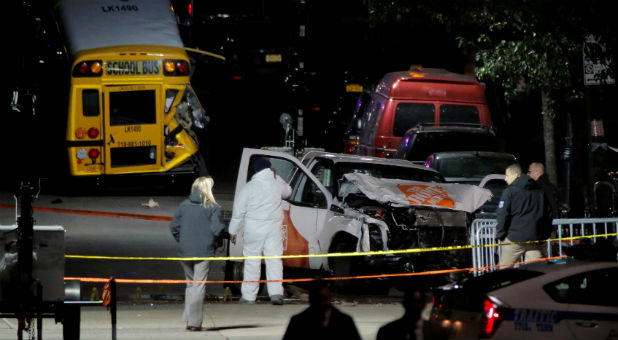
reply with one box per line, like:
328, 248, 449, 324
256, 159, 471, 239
229, 158, 293, 305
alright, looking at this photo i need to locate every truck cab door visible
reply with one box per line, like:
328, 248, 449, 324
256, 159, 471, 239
231, 148, 332, 270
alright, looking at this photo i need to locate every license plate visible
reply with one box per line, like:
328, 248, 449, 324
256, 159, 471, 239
105, 60, 161, 76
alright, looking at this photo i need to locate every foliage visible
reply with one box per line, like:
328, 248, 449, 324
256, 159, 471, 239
364, 0, 616, 99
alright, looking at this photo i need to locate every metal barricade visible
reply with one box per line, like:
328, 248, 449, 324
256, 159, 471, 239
552, 218, 618, 256
470, 217, 618, 276
470, 219, 499, 276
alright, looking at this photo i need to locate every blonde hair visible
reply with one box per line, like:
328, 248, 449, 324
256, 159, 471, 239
191, 176, 218, 207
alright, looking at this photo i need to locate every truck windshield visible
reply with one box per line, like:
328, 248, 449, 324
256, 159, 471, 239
335, 163, 444, 183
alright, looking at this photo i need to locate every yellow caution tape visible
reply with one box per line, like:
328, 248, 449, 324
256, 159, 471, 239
64, 233, 616, 261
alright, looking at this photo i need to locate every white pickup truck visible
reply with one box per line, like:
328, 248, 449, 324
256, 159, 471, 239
225, 148, 492, 290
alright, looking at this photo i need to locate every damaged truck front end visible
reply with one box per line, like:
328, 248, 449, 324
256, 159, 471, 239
323, 173, 491, 286
352, 202, 470, 275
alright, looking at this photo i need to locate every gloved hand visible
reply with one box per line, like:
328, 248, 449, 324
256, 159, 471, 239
230, 234, 237, 244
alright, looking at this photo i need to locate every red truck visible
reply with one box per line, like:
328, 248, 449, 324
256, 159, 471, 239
352, 67, 493, 158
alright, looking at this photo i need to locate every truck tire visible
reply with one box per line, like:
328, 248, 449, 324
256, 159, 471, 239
224, 261, 266, 296
224, 260, 243, 294
329, 241, 356, 294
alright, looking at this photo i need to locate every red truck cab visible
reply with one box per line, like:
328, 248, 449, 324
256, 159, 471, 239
355, 67, 493, 158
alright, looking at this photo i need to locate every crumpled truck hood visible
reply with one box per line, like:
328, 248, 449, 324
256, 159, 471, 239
343, 173, 492, 213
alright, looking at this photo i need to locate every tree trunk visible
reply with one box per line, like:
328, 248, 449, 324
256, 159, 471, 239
541, 90, 557, 184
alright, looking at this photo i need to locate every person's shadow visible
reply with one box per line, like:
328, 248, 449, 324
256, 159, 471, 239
282, 279, 362, 340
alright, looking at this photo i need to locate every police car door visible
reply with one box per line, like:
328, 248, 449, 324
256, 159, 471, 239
548, 266, 618, 340
103, 85, 162, 174
231, 148, 332, 270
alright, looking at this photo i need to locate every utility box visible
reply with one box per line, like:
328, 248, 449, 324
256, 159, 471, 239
0, 226, 65, 303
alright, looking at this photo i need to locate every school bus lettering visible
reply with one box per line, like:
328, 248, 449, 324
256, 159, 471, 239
117, 140, 151, 148
105, 60, 161, 76
101, 5, 139, 13
143, 61, 160, 74
124, 125, 142, 133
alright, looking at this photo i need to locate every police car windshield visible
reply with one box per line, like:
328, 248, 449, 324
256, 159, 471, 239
461, 269, 544, 293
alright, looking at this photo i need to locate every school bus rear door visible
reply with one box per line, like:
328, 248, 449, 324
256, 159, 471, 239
103, 85, 162, 174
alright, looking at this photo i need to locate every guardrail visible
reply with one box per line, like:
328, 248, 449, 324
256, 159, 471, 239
470, 217, 618, 276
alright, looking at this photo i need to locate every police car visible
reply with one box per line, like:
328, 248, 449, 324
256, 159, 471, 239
428, 257, 617, 339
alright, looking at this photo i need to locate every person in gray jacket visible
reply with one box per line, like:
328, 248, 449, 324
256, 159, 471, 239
170, 176, 225, 331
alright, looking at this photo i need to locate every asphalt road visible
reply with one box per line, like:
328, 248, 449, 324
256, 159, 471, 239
0, 180, 235, 302
0, 181, 401, 304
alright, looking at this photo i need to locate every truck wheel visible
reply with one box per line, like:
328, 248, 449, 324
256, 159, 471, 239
224, 261, 267, 298
62, 304, 80, 340
224, 261, 243, 294
329, 242, 356, 294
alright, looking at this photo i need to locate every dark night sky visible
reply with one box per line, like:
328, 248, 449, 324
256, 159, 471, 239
4, 0, 617, 216
186, 0, 478, 180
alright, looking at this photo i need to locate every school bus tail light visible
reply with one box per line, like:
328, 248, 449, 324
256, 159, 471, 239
163, 59, 190, 76
75, 128, 87, 139
73, 60, 103, 77
87, 127, 99, 139
88, 148, 100, 160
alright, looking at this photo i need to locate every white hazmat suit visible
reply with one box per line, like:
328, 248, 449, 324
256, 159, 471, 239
229, 167, 292, 302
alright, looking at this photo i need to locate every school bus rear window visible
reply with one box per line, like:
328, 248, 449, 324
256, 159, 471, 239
109, 90, 156, 126
82, 89, 100, 116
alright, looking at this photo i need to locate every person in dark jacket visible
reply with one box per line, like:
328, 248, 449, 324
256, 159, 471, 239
170, 176, 225, 331
528, 162, 561, 218
376, 289, 448, 340
497, 164, 552, 267
282, 279, 361, 340
376, 289, 425, 340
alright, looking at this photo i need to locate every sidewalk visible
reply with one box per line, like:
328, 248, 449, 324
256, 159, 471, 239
0, 301, 404, 340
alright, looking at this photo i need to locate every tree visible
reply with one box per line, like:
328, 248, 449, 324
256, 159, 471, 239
364, 0, 616, 185
458, 1, 580, 185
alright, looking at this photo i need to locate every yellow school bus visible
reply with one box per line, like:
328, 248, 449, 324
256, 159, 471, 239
56, 0, 220, 177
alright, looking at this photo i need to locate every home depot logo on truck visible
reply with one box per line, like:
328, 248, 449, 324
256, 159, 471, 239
355, 67, 493, 158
